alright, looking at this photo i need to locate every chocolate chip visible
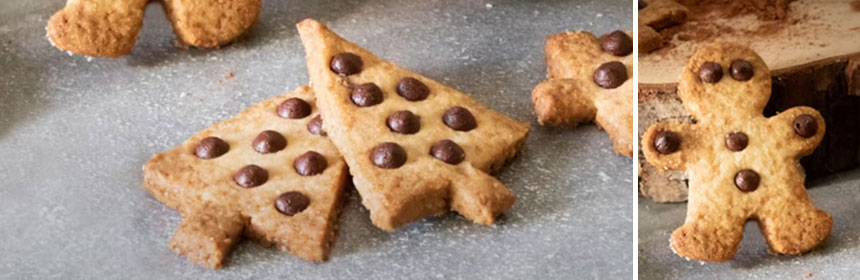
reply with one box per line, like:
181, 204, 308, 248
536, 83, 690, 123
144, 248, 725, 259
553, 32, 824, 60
386, 110, 421, 134
730, 59, 754, 81
430, 139, 465, 165
442, 106, 477, 131
653, 130, 680, 154
275, 191, 310, 216
698, 62, 723, 83
233, 165, 268, 188
350, 83, 384, 107
307, 115, 327, 136
195, 136, 229, 159
370, 142, 407, 169
601, 31, 633, 57
725, 132, 749, 152
330, 52, 362, 76
793, 114, 818, 138
277, 98, 312, 119
639, 0, 647, 9
396, 78, 430, 101
252, 130, 287, 154
593, 61, 628, 89
294, 151, 327, 176
734, 169, 760, 192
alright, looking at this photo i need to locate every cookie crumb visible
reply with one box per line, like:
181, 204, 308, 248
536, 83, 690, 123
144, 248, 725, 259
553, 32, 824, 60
225, 72, 235, 79
806, 272, 813, 279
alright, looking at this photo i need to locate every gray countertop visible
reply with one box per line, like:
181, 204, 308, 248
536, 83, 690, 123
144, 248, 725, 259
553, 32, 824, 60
0, 0, 633, 279
639, 169, 860, 279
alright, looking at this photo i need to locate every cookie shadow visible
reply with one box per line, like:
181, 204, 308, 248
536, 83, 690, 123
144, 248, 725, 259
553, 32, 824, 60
0, 39, 45, 140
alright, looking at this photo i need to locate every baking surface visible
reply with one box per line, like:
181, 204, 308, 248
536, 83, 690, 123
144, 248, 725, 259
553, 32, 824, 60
639, 169, 860, 279
0, 0, 633, 279
640, 0, 860, 85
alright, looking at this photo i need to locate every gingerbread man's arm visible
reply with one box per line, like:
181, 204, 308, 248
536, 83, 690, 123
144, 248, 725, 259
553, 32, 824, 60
641, 121, 699, 172
767, 106, 826, 160
531, 78, 596, 126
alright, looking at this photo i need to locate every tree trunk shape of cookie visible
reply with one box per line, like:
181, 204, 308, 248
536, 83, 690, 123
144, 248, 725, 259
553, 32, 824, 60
530, 30, 634, 156
46, 0, 261, 57
297, 19, 529, 232
641, 43, 832, 262
142, 86, 348, 268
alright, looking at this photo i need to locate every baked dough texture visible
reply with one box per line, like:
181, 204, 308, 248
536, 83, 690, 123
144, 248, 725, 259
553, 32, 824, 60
641, 43, 832, 262
297, 19, 529, 232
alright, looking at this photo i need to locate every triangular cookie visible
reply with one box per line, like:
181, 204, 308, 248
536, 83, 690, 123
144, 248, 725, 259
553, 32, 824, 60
297, 19, 529, 232
143, 86, 347, 268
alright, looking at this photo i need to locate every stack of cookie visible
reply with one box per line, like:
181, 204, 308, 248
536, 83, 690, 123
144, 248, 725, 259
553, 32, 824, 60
142, 19, 529, 268
638, 0, 688, 53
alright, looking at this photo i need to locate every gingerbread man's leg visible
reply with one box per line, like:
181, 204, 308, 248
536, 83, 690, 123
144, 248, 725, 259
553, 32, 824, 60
531, 79, 596, 126
169, 204, 246, 268
162, 0, 261, 48
670, 204, 746, 262
47, 0, 148, 57
757, 193, 832, 255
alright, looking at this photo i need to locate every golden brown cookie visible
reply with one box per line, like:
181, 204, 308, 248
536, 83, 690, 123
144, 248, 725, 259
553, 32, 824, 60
638, 23, 664, 54
47, 0, 261, 57
297, 19, 529, 232
641, 42, 832, 262
531, 30, 634, 156
639, 0, 689, 30
143, 86, 347, 268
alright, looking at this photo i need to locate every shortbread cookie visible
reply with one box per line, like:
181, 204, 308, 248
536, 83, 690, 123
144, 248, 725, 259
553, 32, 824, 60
639, 0, 689, 30
143, 86, 347, 268
531, 30, 634, 156
47, 0, 261, 57
641, 43, 832, 262
297, 19, 529, 232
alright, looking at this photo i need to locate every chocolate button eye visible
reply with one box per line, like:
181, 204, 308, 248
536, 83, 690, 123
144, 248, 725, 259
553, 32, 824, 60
430, 139, 465, 165
386, 110, 421, 134
793, 114, 818, 138
307, 115, 326, 136
725, 132, 748, 152
233, 165, 268, 188
396, 78, 430, 101
277, 98, 311, 119
698, 62, 723, 83
734, 169, 760, 192
601, 30, 633, 57
195, 136, 229, 159
370, 142, 407, 169
275, 191, 310, 216
730, 59, 754, 81
351, 83, 384, 107
330, 53, 363, 76
253, 130, 287, 154
593, 61, 628, 89
443, 106, 477, 131
294, 151, 328, 176
653, 130, 680, 154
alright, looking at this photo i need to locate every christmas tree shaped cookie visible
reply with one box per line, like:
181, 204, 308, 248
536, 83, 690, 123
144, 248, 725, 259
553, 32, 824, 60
297, 19, 529, 232
143, 86, 347, 268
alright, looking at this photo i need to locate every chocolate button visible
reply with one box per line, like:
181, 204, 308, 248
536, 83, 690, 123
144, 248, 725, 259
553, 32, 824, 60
601, 31, 633, 57
307, 115, 327, 136
275, 191, 310, 216
253, 130, 287, 154
593, 61, 628, 89
725, 132, 749, 152
386, 110, 421, 134
233, 165, 268, 188
653, 130, 680, 154
793, 114, 818, 138
698, 62, 723, 83
330, 53, 362, 76
294, 151, 327, 176
734, 169, 760, 192
396, 78, 430, 101
430, 139, 465, 165
370, 142, 407, 169
195, 136, 229, 159
639, 0, 646, 9
442, 106, 477, 131
351, 83, 384, 107
277, 98, 312, 119
730, 59, 754, 81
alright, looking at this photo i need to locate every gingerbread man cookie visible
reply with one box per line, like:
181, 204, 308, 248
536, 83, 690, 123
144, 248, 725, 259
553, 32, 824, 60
47, 0, 261, 57
641, 43, 832, 262
298, 19, 529, 232
639, 0, 688, 30
531, 30, 633, 156
143, 86, 348, 268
